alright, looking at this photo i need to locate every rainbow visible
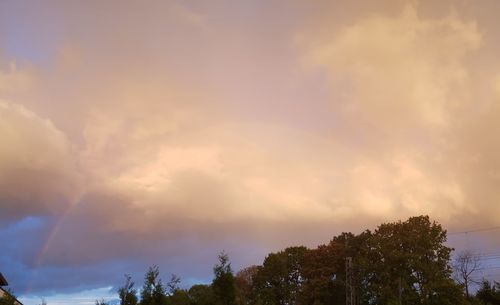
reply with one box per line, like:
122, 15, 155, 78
25, 199, 81, 295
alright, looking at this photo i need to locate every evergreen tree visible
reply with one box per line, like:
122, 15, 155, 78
212, 252, 236, 305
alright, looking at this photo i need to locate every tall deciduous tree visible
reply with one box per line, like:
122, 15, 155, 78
362, 216, 464, 305
300, 231, 372, 305
235, 265, 259, 305
253, 246, 308, 305
188, 284, 214, 305
453, 250, 482, 299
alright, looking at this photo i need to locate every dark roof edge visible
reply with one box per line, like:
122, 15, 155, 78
0, 273, 8, 286
0, 287, 24, 305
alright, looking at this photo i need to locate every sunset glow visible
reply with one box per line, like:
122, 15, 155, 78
1, 1, 500, 304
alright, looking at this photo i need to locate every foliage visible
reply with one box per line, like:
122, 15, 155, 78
166, 274, 181, 297
33, 215, 476, 305
360, 216, 462, 305
476, 281, 500, 305
118, 274, 138, 305
140, 265, 165, 305
253, 246, 308, 305
188, 284, 214, 305
235, 266, 259, 305
212, 252, 236, 305
165, 289, 190, 305
300, 231, 372, 305
249, 216, 464, 305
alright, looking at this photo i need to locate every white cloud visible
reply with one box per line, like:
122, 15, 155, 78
306, 4, 481, 128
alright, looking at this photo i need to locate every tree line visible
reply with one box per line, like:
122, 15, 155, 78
109, 216, 500, 305
2, 215, 499, 305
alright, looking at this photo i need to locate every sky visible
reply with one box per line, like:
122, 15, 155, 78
1, 0, 500, 304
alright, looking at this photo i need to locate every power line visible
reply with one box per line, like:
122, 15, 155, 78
477, 266, 500, 271
452, 250, 500, 258
448, 226, 500, 235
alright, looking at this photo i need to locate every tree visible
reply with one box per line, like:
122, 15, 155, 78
361, 216, 463, 305
95, 299, 109, 305
164, 275, 190, 305
300, 242, 342, 305
476, 281, 500, 305
167, 289, 190, 305
166, 274, 182, 296
141, 265, 166, 305
300, 232, 372, 305
118, 274, 138, 305
212, 252, 236, 305
188, 284, 214, 305
253, 246, 308, 305
454, 250, 482, 299
235, 266, 259, 305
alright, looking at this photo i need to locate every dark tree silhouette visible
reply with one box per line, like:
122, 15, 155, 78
140, 265, 165, 305
212, 252, 236, 305
118, 274, 138, 305
453, 250, 481, 299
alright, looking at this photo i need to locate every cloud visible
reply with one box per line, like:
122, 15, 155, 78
0, 61, 33, 95
0, 101, 80, 225
1, 1, 500, 301
298, 4, 494, 224
306, 4, 481, 128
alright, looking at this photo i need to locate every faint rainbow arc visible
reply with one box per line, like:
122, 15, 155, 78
25, 198, 82, 295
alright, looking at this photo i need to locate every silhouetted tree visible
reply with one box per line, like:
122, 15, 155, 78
361, 216, 464, 305
476, 280, 500, 305
300, 232, 368, 305
141, 265, 165, 305
166, 274, 182, 296
118, 274, 138, 305
212, 252, 236, 305
454, 250, 482, 299
95, 299, 109, 305
166, 289, 190, 305
188, 284, 214, 305
253, 246, 308, 305
101, 215, 471, 305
